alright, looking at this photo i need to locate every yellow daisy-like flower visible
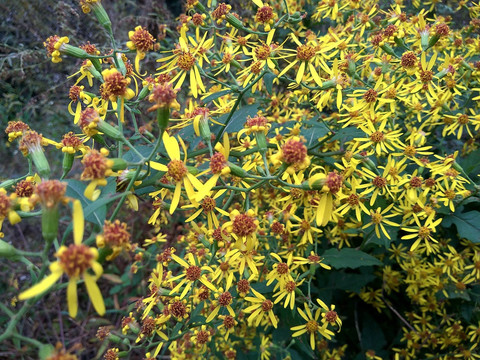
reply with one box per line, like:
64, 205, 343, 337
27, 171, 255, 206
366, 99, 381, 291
150, 132, 207, 214
18, 200, 105, 318
168, 252, 217, 299
290, 303, 335, 350
156, 29, 213, 98
244, 288, 278, 328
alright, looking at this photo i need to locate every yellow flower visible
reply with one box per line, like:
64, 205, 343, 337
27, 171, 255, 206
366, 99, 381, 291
150, 132, 207, 213
362, 204, 399, 240
168, 252, 217, 299
156, 29, 213, 98
18, 200, 105, 318
290, 303, 335, 350
244, 288, 278, 328
401, 213, 442, 253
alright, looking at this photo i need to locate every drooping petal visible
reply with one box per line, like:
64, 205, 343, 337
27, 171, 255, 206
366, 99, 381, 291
163, 132, 180, 160
18, 270, 63, 300
67, 279, 78, 318
84, 272, 106, 316
73, 200, 84, 245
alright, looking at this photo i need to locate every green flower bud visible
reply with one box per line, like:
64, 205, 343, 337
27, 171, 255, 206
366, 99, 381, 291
62, 152, 75, 178
42, 207, 59, 242
228, 163, 247, 178
110, 158, 128, 172
61, 44, 89, 59
91, 2, 112, 33
0, 239, 19, 259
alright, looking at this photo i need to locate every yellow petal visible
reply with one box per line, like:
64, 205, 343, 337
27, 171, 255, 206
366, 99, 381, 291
162, 132, 180, 160
73, 200, 84, 245
150, 161, 168, 172
18, 270, 63, 300
296, 62, 305, 84
67, 279, 78, 318
84, 272, 105, 316
170, 182, 182, 214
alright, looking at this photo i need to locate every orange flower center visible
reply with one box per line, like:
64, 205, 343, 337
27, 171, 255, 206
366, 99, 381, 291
167, 159, 188, 182
57, 244, 94, 278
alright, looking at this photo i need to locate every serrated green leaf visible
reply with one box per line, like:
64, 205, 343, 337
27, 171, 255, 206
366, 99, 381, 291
321, 248, 382, 269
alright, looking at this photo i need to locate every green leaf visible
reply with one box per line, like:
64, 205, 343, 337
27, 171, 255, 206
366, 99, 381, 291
264, 72, 276, 94
321, 248, 382, 269
332, 126, 364, 142
458, 148, 480, 176
447, 210, 480, 243
222, 104, 259, 133
364, 225, 397, 248
122, 144, 154, 162
251, 281, 273, 294
202, 89, 231, 104
328, 271, 376, 293
65, 180, 107, 226
302, 124, 330, 147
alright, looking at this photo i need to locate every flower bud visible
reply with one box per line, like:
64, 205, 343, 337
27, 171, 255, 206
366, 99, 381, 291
0, 239, 19, 259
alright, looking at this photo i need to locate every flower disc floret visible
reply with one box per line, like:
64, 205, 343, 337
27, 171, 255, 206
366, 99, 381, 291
261, 299, 274, 312
282, 139, 308, 164
370, 131, 385, 143
5, 121, 30, 142
401, 51, 417, 68
372, 176, 386, 188
297, 44, 316, 61
237, 279, 250, 295
167, 159, 188, 182
16, 179, 35, 198
232, 213, 257, 237
306, 320, 319, 333
218, 291, 233, 306
255, 44, 271, 60
127, 26, 155, 53
255, 5, 274, 24
177, 51, 196, 71
363, 89, 378, 103
101, 220, 130, 247
57, 244, 95, 278
325, 310, 338, 324
185, 265, 202, 281
201, 197, 216, 213
61, 132, 83, 153
35, 180, 67, 208
81, 150, 110, 180
210, 152, 227, 174
101, 69, 132, 99
325, 171, 343, 194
